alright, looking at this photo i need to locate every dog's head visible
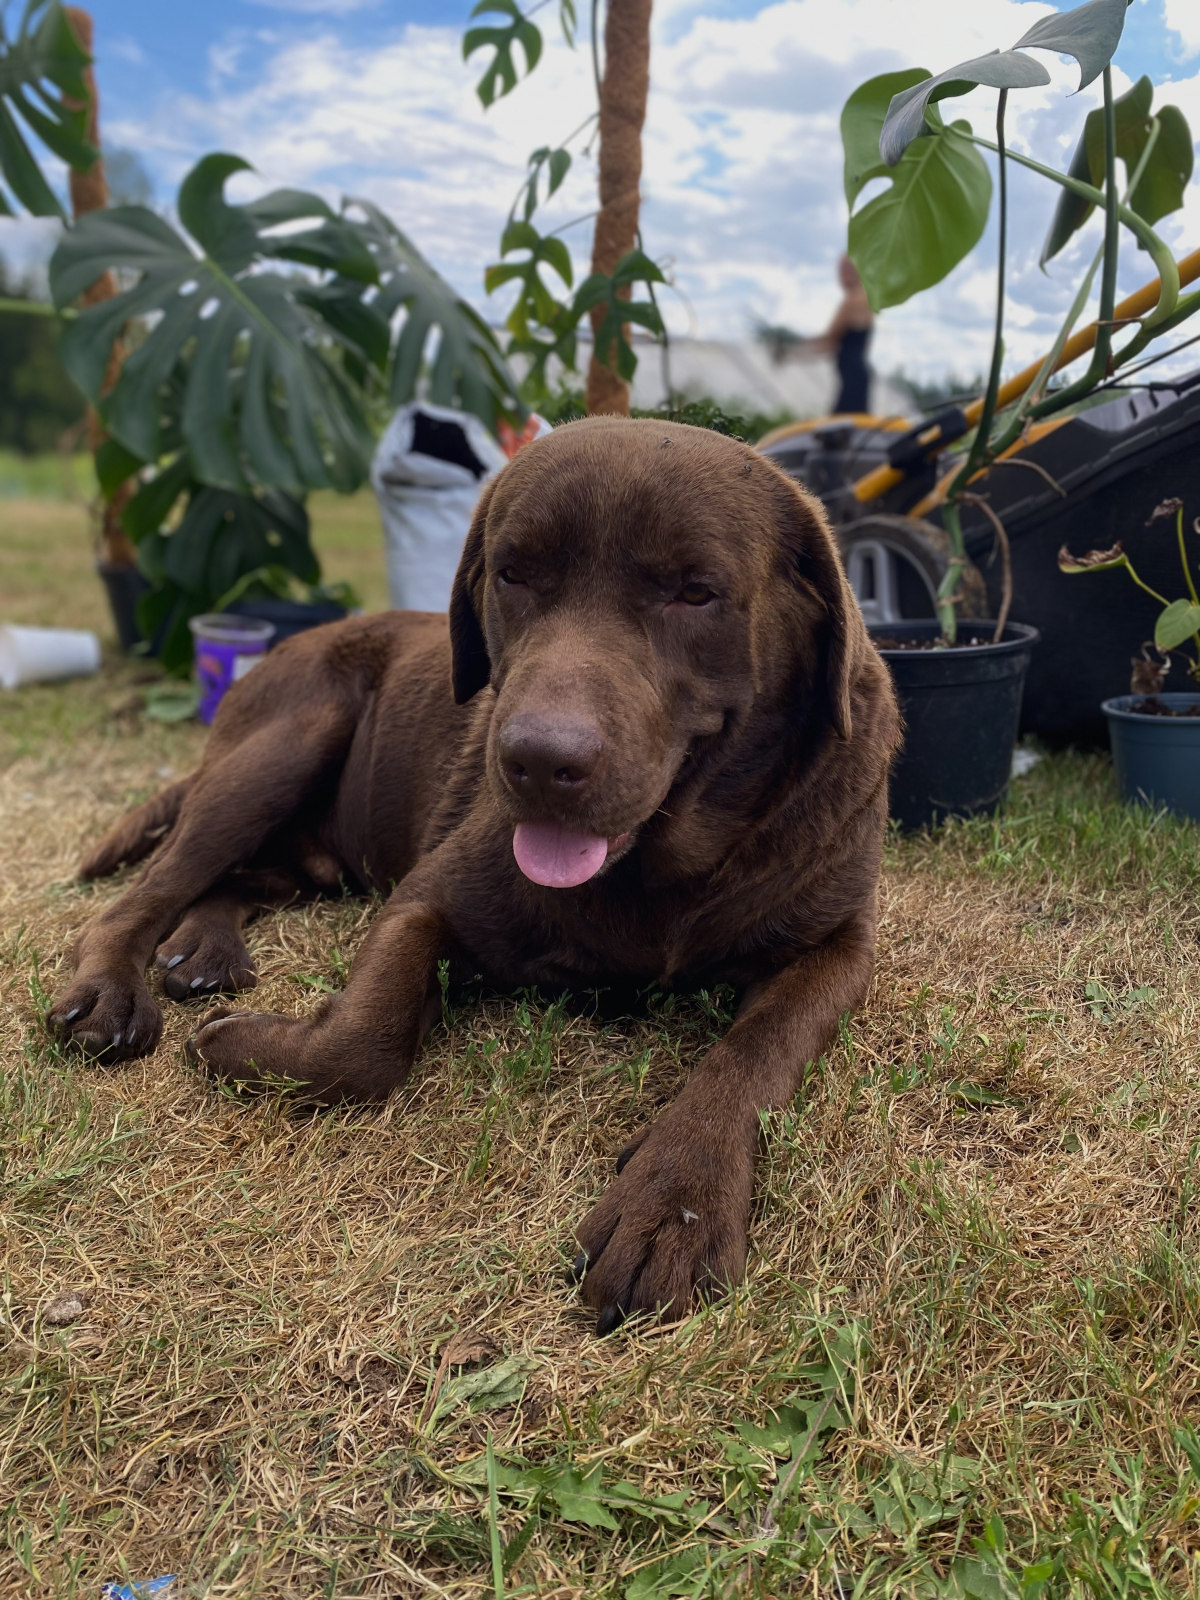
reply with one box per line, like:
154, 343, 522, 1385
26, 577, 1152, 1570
449, 417, 868, 888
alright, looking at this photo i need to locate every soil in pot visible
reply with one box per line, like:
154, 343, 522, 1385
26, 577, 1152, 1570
870, 620, 1039, 831
1103, 694, 1200, 822
1120, 696, 1200, 718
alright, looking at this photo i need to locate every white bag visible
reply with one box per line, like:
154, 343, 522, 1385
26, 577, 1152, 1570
0, 624, 101, 690
371, 402, 509, 614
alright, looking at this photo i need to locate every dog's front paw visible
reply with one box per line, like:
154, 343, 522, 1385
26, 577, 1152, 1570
574, 1116, 753, 1335
47, 971, 163, 1061
155, 917, 256, 1002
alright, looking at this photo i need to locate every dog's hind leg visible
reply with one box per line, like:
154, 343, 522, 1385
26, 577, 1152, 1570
79, 774, 198, 880
47, 690, 358, 1062
153, 867, 308, 1001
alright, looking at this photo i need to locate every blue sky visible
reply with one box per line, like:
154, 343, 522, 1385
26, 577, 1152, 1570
6, 0, 1200, 382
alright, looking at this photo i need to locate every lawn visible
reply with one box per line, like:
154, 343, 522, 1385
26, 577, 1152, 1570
3, 485, 1200, 1598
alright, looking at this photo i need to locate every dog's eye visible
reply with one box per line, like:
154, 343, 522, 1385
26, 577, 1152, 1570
498, 568, 527, 587
678, 582, 716, 607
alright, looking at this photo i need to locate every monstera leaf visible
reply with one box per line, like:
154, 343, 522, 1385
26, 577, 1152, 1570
485, 219, 574, 342
572, 249, 665, 381
463, 0, 542, 108
350, 199, 521, 432
880, 52, 1049, 166
1041, 76, 1194, 264
50, 154, 379, 493
842, 68, 930, 208
0, 0, 96, 216
842, 78, 991, 312
880, 0, 1131, 164
1010, 0, 1131, 93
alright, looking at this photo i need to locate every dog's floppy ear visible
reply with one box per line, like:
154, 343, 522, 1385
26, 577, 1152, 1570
775, 478, 859, 741
448, 478, 497, 704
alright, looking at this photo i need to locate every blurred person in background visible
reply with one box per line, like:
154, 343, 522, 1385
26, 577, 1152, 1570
815, 253, 874, 414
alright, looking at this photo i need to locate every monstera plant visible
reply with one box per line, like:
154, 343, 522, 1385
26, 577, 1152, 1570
0, 0, 95, 217
841, 0, 1197, 641
49, 154, 523, 669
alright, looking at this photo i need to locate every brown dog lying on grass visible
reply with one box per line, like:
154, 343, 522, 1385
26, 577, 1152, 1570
48, 418, 899, 1333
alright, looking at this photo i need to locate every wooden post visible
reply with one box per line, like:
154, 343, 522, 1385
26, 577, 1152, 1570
585, 0, 652, 418
64, 6, 137, 567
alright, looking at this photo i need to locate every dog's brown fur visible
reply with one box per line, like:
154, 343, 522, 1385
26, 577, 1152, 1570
48, 418, 899, 1332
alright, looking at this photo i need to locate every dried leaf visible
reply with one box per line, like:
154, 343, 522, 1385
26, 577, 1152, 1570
1147, 497, 1184, 523
1131, 644, 1170, 695
1057, 541, 1126, 572
443, 1332, 499, 1368
333, 1354, 395, 1394
420, 1330, 501, 1425
43, 1289, 89, 1326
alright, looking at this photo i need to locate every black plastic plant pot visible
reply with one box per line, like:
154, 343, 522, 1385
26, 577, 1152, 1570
869, 621, 1040, 831
96, 561, 151, 654
1103, 695, 1200, 822
224, 597, 348, 646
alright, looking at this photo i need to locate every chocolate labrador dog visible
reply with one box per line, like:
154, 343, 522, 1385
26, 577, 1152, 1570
48, 417, 898, 1332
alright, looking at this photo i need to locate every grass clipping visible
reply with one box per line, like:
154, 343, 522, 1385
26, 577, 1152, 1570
2, 717, 1200, 1598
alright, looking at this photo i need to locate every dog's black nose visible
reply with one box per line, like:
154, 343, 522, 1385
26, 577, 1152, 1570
499, 712, 603, 801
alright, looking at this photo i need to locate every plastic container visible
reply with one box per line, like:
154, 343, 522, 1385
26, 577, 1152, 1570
1103, 694, 1200, 821
224, 596, 347, 645
0, 624, 102, 690
96, 561, 151, 653
870, 620, 1039, 830
189, 614, 275, 725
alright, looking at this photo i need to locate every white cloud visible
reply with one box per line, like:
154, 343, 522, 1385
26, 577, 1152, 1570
1163, 0, 1200, 62
19, 0, 1200, 385
107, 35, 147, 66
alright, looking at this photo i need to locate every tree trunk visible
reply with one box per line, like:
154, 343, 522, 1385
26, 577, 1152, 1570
585, 0, 652, 418
64, 7, 137, 568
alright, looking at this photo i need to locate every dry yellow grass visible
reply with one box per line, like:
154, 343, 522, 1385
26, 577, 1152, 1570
5, 482, 1200, 1597
3, 662, 1200, 1597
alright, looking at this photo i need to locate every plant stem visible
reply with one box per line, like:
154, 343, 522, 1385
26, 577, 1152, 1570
590, 0, 603, 103
1094, 69, 1120, 381
1003, 114, 1162, 439
1108, 287, 1200, 372
486, 1432, 505, 1599
0, 296, 64, 317
939, 89, 1009, 643
968, 135, 1179, 325
1178, 506, 1200, 609
1121, 559, 1170, 608
937, 501, 966, 641
968, 88, 1008, 482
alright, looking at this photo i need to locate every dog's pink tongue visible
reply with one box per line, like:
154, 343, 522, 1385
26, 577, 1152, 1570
513, 822, 608, 888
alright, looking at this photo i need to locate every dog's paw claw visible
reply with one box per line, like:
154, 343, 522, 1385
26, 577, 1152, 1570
46, 974, 162, 1062
155, 924, 256, 1003
566, 1250, 588, 1285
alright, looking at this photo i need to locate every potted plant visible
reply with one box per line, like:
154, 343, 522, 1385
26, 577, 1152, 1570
1060, 498, 1200, 820
839, 0, 1197, 828
45, 155, 530, 673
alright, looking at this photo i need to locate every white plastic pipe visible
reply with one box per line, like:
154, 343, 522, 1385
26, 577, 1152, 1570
0, 625, 102, 690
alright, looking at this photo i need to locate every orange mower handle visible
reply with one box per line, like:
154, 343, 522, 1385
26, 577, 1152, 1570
852, 246, 1200, 505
